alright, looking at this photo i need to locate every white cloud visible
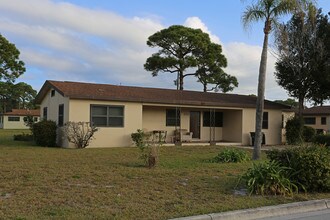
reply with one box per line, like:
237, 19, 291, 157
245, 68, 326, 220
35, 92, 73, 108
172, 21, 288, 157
184, 17, 221, 44
0, 1, 288, 100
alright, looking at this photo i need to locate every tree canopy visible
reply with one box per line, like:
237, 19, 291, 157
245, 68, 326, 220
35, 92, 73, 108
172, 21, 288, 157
275, 8, 330, 116
195, 42, 238, 92
144, 25, 237, 92
0, 81, 36, 113
0, 34, 25, 82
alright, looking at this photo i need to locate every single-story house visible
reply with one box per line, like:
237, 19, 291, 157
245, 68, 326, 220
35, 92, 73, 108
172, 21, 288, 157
0, 109, 40, 129
302, 106, 330, 133
35, 80, 292, 148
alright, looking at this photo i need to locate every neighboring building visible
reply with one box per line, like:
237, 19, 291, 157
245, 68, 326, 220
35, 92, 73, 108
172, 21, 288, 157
302, 106, 330, 133
0, 109, 40, 129
35, 80, 292, 148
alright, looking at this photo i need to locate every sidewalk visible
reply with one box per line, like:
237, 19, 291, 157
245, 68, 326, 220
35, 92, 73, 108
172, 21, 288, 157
170, 199, 330, 220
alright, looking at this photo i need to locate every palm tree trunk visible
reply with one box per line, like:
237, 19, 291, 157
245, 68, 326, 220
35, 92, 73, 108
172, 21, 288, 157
253, 32, 269, 160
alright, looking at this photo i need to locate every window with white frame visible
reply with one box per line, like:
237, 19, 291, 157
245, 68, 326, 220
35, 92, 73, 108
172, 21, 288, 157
91, 105, 124, 127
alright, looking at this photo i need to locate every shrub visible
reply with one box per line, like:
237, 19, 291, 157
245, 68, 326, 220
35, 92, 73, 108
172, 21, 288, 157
285, 117, 303, 145
213, 148, 250, 163
63, 122, 98, 148
131, 129, 160, 168
32, 120, 57, 147
302, 126, 316, 142
267, 145, 330, 192
240, 161, 298, 196
313, 134, 330, 146
13, 133, 34, 141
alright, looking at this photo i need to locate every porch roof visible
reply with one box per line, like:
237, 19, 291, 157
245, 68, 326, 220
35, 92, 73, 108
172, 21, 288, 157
2, 109, 40, 116
36, 80, 291, 110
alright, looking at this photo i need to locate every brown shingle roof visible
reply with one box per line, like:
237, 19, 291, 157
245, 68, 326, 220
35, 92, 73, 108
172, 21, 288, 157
3, 109, 40, 116
302, 106, 330, 115
35, 80, 291, 110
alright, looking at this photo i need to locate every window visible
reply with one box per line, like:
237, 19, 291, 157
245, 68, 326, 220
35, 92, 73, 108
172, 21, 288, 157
43, 107, 48, 120
91, 105, 124, 127
321, 117, 326, 125
166, 109, 180, 126
203, 111, 223, 127
304, 117, 316, 125
34, 117, 38, 122
262, 112, 268, 129
51, 90, 55, 97
8, 116, 20, 122
58, 104, 64, 126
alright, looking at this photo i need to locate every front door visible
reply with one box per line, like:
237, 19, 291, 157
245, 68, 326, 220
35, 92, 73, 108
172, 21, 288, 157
190, 111, 200, 139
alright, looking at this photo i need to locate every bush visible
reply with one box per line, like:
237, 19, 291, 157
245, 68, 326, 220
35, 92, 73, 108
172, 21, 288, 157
240, 161, 298, 196
131, 129, 160, 168
302, 126, 316, 142
285, 117, 303, 145
267, 145, 330, 192
32, 120, 57, 147
13, 133, 34, 141
313, 134, 330, 146
63, 122, 98, 148
213, 148, 250, 163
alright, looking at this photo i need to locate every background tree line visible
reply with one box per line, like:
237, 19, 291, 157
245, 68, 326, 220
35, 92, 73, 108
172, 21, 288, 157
0, 33, 36, 113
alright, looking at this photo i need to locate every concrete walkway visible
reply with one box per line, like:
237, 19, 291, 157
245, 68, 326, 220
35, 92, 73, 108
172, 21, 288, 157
170, 199, 330, 220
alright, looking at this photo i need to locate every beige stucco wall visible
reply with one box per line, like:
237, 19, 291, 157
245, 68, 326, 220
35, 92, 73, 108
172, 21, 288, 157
39, 89, 70, 124
304, 115, 330, 133
222, 110, 242, 143
242, 108, 283, 145
1, 115, 39, 129
68, 99, 143, 148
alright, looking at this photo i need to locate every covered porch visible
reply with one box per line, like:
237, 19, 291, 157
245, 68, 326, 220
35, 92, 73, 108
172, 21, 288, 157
142, 104, 243, 145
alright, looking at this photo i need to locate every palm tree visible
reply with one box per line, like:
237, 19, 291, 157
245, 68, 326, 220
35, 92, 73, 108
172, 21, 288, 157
241, 0, 313, 160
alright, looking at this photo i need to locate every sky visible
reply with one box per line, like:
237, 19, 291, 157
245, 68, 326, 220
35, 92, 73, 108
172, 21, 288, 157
0, 0, 329, 101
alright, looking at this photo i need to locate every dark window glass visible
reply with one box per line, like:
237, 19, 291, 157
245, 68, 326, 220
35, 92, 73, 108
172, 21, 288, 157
58, 104, 64, 126
43, 107, 48, 120
304, 117, 316, 125
166, 109, 180, 126
51, 90, 55, 97
321, 117, 326, 125
262, 112, 268, 129
8, 116, 20, 122
91, 105, 124, 127
203, 111, 223, 127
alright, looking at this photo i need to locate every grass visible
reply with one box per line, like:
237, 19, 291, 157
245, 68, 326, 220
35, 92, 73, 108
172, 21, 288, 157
0, 130, 329, 219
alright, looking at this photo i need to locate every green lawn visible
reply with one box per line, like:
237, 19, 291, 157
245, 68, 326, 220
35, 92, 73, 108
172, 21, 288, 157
0, 130, 329, 220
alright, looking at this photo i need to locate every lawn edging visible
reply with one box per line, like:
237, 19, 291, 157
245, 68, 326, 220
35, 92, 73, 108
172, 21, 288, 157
170, 199, 330, 220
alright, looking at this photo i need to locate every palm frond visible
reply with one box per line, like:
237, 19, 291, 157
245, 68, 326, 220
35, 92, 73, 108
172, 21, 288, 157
242, 4, 266, 30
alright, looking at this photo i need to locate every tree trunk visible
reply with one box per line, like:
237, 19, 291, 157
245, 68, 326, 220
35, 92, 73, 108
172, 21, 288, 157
179, 71, 184, 90
298, 95, 304, 118
203, 83, 207, 92
253, 32, 269, 160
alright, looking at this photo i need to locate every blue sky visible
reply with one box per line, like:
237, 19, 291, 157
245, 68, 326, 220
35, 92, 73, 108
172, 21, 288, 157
0, 0, 329, 101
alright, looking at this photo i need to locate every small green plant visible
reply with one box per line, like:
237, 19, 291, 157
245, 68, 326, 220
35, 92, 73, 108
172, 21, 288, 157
32, 120, 57, 147
13, 133, 33, 141
285, 117, 303, 145
240, 161, 299, 196
302, 126, 316, 142
131, 129, 161, 168
63, 121, 98, 148
267, 145, 330, 192
213, 148, 250, 163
